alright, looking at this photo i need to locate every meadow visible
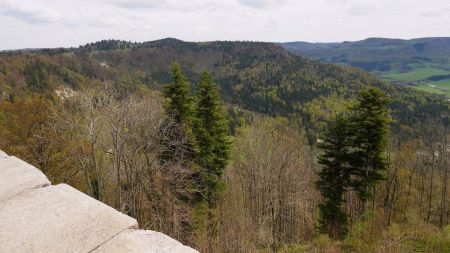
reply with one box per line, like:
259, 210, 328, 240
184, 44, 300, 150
379, 64, 450, 96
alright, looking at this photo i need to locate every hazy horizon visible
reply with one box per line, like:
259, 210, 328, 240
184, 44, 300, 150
1, 0, 450, 50
3, 36, 450, 51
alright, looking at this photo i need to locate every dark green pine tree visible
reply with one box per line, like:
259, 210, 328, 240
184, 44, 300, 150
191, 71, 231, 246
161, 63, 197, 163
316, 115, 352, 239
194, 71, 232, 204
161, 64, 202, 242
163, 63, 195, 125
348, 87, 391, 209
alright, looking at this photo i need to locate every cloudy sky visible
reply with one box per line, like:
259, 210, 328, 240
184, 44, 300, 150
1, 0, 449, 50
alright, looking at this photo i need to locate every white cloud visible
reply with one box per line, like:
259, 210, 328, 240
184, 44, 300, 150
238, 0, 286, 8
0, 0, 61, 23
346, 4, 377, 16
0, 0, 449, 50
420, 4, 450, 18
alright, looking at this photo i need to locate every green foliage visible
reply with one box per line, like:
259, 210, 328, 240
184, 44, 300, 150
191, 199, 209, 242
281, 38, 450, 97
266, 220, 450, 252
348, 87, 391, 202
341, 221, 450, 253
1, 39, 448, 143
159, 64, 198, 165
24, 60, 49, 92
316, 87, 391, 238
194, 72, 231, 202
161, 65, 232, 203
163, 64, 195, 125
193, 71, 231, 246
79, 39, 139, 51
1, 40, 449, 252
316, 115, 351, 239
160, 66, 232, 248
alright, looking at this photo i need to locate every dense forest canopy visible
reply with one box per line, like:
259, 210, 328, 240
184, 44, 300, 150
281, 37, 450, 97
0, 39, 448, 142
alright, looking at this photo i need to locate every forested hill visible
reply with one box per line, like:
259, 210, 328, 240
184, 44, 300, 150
280, 37, 450, 71
280, 37, 450, 96
0, 38, 448, 141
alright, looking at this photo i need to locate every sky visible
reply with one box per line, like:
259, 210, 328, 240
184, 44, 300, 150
0, 0, 449, 50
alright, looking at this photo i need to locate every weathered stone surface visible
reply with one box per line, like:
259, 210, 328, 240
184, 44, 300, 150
0, 150, 7, 158
94, 229, 199, 253
0, 184, 138, 253
0, 149, 199, 253
0, 155, 50, 202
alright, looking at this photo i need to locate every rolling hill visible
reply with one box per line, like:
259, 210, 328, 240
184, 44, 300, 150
0, 38, 448, 142
280, 37, 450, 96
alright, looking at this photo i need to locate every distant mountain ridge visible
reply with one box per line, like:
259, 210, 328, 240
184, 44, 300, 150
280, 37, 450, 96
281, 37, 450, 57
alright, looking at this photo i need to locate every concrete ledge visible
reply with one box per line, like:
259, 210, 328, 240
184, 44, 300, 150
0, 155, 50, 202
94, 229, 199, 253
0, 184, 138, 253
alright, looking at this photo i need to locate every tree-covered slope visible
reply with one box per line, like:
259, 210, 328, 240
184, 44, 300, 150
281, 37, 450, 71
0, 39, 448, 142
280, 37, 450, 96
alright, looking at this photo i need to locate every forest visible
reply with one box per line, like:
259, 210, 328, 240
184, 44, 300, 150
0, 39, 449, 252
281, 37, 450, 97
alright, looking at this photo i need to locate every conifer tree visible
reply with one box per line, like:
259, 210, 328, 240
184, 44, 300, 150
193, 71, 231, 247
163, 64, 195, 125
161, 64, 205, 245
348, 87, 391, 208
315, 87, 391, 238
316, 115, 352, 239
194, 71, 231, 205
160, 64, 197, 163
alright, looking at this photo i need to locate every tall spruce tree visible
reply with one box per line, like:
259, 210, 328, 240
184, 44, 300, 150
315, 87, 391, 238
316, 115, 352, 239
161, 64, 197, 163
348, 87, 391, 209
163, 64, 195, 125
194, 71, 231, 204
161, 64, 207, 245
189, 71, 231, 248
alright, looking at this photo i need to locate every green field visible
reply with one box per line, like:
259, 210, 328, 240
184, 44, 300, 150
378, 65, 450, 97
413, 79, 450, 96
282, 38, 450, 97
381, 66, 450, 82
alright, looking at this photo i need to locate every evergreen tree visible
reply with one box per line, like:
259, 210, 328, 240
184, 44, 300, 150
194, 71, 231, 204
316, 115, 352, 239
163, 64, 195, 125
315, 87, 390, 238
348, 87, 391, 208
193, 71, 231, 246
161, 64, 208, 245
161, 64, 197, 163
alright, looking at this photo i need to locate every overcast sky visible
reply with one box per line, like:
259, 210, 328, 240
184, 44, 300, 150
1, 0, 449, 50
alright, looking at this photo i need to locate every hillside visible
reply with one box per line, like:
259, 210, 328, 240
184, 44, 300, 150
1, 39, 449, 253
0, 39, 448, 142
281, 37, 450, 96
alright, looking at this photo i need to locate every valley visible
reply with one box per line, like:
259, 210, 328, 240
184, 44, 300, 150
0, 38, 449, 252
2, 0, 450, 251
281, 37, 450, 97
